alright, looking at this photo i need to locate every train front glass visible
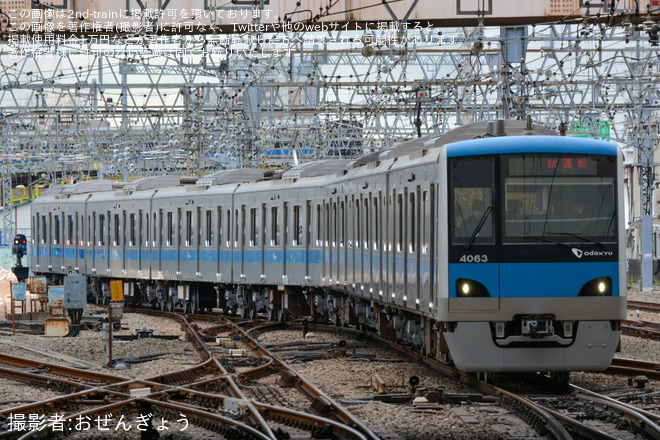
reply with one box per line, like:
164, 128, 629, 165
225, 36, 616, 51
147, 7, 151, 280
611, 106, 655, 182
450, 154, 617, 247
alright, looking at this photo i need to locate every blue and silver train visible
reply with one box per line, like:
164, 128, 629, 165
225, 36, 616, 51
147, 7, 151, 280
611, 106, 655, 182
30, 120, 625, 376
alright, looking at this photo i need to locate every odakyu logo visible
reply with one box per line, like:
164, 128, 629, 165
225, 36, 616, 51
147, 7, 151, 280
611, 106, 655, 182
572, 248, 613, 259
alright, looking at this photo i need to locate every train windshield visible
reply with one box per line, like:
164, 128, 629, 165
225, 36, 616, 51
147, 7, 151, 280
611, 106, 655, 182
503, 154, 616, 243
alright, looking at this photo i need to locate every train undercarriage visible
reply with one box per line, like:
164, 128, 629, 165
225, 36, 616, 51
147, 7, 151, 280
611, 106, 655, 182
36, 272, 617, 383
70, 275, 441, 360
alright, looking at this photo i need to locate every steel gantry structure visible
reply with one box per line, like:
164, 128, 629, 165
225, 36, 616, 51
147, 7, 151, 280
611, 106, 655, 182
0, 0, 659, 286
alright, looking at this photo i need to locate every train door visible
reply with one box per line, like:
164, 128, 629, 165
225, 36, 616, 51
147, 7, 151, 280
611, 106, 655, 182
261, 203, 267, 281
52, 212, 63, 273
178, 207, 195, 280
138, 209, 144, 278
448, 156, 499, 311
373, 193, 382, 300
419, 184, 436, 312
99, 211, 110, 276
90, 212, 96, 274
393, 189, 406, 306
199, 206, 215, 280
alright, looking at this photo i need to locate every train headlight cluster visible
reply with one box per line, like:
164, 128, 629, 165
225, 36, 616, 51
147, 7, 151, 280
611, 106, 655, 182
578, 277, 613, 296
456, 279, 490, 298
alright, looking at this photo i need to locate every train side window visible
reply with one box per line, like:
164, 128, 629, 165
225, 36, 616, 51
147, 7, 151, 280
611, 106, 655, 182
262, 204, 267, 246
167, 212, 173, 247
355, 200, 360, 248
33, 215, 37, 244
130, 213, 136, 246
422, 190, 429, 254
42, 215, 47, 244
114, 214, 120, 246
373, 196, 379, 251
178, 208, 183, 248
186, 210, 193, 247
306, 202, 311, 248
271, 206, 280, 246
218, 206, 222, 247
324, 203, 330, 247
225, 209, 231, 248
144, 212, 149, 247
364, 198, 370, 250
66, 215, 73, 245
409, 191, 416, 253
75, 213, 80, 246
158, 210, 164, 248
396, 192, 403, 252
293, 205, 302, 246
99, 214, 106, 246
450, 157, 495, 245
249, 207, 258, 246
54, 214, 61, 245
138, 212, 143, 247
206, 210, 213, 247
316, 204, 321, 246
153, 212, 157, 247
234, 208, 240, 247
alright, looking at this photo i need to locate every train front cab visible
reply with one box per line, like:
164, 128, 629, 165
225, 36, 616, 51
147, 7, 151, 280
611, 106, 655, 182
440, 136, 625, 374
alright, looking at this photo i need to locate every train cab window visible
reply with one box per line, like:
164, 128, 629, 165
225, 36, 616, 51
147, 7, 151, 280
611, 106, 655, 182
450, 157, 495, 245
503, 154, 616, 242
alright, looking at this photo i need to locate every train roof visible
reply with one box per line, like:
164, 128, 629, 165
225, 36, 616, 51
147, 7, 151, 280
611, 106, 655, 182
447, 135, 617, 157
195, 168, 265, 186
350, 119, 557, 168
282, 159, 352, 179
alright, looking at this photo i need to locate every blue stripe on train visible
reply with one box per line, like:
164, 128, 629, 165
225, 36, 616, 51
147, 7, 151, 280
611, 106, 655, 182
449, 262, 619, 298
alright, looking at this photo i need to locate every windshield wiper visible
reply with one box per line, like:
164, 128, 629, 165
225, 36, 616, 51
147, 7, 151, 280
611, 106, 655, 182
465, 206, 492, 249
528, 235, 573, 250
565, 233, 607, 248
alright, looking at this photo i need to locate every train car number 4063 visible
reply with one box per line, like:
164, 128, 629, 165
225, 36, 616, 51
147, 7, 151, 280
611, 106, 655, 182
459, 254, 488, 263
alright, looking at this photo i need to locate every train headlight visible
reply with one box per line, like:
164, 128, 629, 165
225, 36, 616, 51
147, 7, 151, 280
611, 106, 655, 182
578, 277, 612, 296
456, 278, 490, 298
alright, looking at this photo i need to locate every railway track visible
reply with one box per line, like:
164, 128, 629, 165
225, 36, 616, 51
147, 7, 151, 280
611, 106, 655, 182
2, 308, 660, 439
